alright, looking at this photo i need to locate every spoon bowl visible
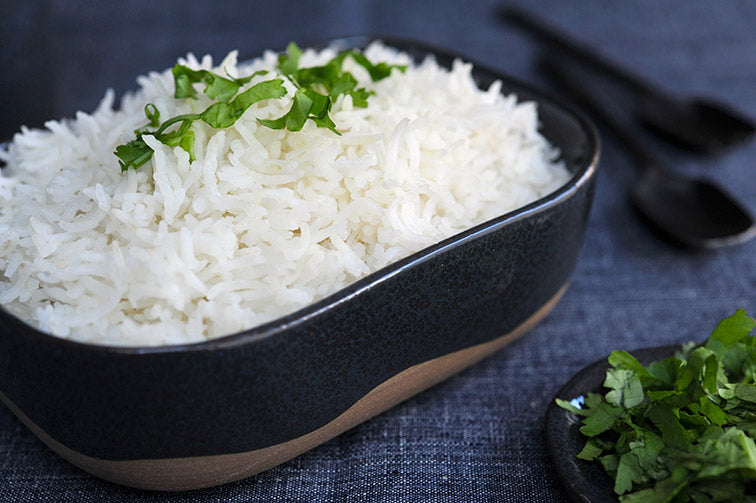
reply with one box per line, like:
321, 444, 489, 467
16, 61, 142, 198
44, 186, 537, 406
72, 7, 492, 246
632, 167, 756, 248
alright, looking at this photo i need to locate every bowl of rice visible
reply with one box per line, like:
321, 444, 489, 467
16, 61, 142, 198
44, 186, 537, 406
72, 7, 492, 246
0, 37, 598, 490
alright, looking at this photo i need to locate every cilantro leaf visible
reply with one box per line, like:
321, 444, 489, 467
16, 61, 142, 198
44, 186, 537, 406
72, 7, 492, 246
202, 79, 286, 129
171, 65, 265, 102
277, 41, 302, 77
555, 397, 590, 417
615, 452, 646, 495
577, 437, 612, 460
605, 368, 646, 409
144, 104, 160, 127
699, 397, 728, 426
734, 383, 756, 403
346, 50, 407, 81
580, 401, 623, 436
114, 137, 154, 171
706, 309, 756, 358
259, 88, 312, 132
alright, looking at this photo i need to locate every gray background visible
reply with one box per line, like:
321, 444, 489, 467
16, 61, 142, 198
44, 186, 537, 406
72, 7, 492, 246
1, 0, 755, 501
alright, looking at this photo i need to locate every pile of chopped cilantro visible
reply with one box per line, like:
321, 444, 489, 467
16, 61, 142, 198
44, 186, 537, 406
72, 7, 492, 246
558, 309, 756, 502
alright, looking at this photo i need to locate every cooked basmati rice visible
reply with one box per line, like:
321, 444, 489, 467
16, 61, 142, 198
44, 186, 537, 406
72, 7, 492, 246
0, 42, 569, 346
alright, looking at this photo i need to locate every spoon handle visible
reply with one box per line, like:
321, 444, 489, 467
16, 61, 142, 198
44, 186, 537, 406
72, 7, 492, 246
537, 55, 659, 170
500, 6, 662, 98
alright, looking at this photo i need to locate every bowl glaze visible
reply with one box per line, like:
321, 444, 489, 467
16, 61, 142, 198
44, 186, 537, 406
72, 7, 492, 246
0, 37, 599, 490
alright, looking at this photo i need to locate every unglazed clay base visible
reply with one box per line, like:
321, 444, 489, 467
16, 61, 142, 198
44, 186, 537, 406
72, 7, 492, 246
0, 284, 566, 491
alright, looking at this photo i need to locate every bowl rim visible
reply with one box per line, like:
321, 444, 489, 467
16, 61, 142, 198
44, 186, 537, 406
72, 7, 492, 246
0, 35, 600, 356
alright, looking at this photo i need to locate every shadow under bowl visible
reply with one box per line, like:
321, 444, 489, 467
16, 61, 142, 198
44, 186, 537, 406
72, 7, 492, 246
0, 36, 600, 491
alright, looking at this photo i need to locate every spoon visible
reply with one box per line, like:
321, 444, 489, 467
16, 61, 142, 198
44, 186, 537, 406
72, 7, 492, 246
539, 56, 756, 248
499, 6, 756, 154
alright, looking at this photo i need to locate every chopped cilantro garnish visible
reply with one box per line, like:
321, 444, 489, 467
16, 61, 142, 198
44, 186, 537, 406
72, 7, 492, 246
115, 42, 406, 172
557, 309, 756, 502
258, 41, 404, 135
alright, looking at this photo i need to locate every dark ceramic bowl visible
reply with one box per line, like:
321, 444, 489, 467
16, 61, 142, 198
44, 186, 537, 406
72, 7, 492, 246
0, 37, 599, 490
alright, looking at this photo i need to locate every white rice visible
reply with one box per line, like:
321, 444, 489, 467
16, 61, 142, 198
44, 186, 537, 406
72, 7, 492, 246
0, 42, 569, 346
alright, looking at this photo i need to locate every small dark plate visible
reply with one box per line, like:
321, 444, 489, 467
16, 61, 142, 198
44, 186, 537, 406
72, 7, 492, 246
545, 345, 679, 503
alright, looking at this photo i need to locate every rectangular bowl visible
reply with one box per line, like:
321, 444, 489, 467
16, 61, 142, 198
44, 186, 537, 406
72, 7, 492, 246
0, 36, 599, 490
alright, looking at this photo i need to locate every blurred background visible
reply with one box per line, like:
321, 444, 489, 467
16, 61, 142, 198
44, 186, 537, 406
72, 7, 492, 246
1, 1, 755, 501
5, 0, 756, 138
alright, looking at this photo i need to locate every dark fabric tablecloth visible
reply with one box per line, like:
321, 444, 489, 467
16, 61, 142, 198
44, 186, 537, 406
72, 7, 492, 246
1, 1, 755, 501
